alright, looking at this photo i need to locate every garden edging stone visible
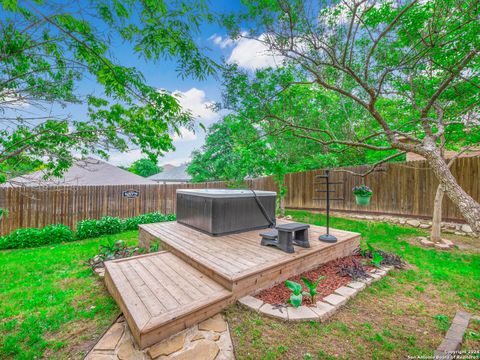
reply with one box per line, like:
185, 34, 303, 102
238, 266, 392, 322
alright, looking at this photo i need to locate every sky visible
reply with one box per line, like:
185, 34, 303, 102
105, 1, 278, 168
1, 0, 281, 168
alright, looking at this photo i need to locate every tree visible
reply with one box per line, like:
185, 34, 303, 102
222, 0, 480, 233
128, 158, 162, 178
188, 113, 340, 214
0, 0, 216, 183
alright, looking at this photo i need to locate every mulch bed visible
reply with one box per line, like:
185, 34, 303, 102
255, 255, 372, 306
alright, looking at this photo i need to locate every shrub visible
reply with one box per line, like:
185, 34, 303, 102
0, 212, 175, 249
123, 212, 175, 230
76, 219, 103, 240
0, 228, 43, 249
40, 224, 74, 245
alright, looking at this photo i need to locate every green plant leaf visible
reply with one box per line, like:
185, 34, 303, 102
285, 280, 302, 295
288, 293, 302, 308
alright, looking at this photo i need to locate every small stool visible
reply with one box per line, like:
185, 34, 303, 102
260, 229, 294, 253
277, 223, 310, 248
260, 223, 310, 253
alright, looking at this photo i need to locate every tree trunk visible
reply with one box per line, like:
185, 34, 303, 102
279, 196, 286, 217
424, 144, 480, 235
431, 185, 444, 242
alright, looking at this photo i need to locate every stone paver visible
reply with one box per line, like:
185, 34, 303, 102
147, 332, 186, 358
170, 340, 219, 360
238, 295, 264, 311
311, 301, 335, 321
323, 293, 347, 307
346, 281, 366, 290
334, 286, 358, 299
434, 310, 472, 360
420, 239, 435, 247
441, 239, 454, 247
198, 314, 227, 333
406, 219, 420, 227
117, 340, 142, 360
85, 313, 234, 360
190, 333, 205, 342
287, 306, 318, 321
435, 243, 450, 250
95, 322, 124, 351
258, 303, 288, 320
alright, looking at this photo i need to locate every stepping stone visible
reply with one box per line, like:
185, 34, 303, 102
323, 294, 347, 307
238, 296, 264, 311
148, 332, 186, 358
85, 354, 116, 360
190, 333, 205, 342
117, 340, 143, 360
95, 322, 124, 351
312, 301, 335, 321
198, 314, 227, 333
335, 286, 358, 299
258, 303, 288, 320
435, 243, 450, 250
287, 306, 318, 321
171, 340, 219, 360
346, 281, 366, 290
441, 239, 454, 247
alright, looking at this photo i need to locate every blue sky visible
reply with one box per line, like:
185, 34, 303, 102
106, 1, 250, 167
2, 0, 281, 168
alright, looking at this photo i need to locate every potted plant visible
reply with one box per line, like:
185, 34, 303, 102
352, 185, 373, 205
0, 208, 7, 220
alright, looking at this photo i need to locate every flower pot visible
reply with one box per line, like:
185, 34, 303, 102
355, 194, 371, 206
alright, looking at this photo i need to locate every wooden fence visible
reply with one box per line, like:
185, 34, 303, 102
0, 157, 479, 235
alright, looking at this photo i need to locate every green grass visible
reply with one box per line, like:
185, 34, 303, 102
1, 212, 479, 359
0, 230, 138, 359
226, 210, 480, 360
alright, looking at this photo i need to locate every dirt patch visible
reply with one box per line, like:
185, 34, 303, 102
255, 255, 373, 306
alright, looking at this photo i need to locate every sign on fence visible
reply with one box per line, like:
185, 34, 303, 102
123, 189, 140, 199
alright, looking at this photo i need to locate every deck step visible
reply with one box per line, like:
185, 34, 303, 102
104, 251, 232, 349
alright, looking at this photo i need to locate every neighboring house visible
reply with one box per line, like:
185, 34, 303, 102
3, 158, 158, 187
148, 164, 192, 184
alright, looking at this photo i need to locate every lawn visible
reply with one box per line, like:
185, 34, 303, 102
0, 231, 138, 359
1, 212, 479, 359
226, 210, 480, 360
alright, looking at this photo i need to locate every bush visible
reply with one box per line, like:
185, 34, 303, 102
40, 224, 74, 245
0, 228, 43, 249
0, 224, 74, 250
123, 212, 175, 230
0, 212, 175, 249
76, 219, 103, 240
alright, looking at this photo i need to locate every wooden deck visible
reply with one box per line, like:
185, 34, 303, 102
105, 220, 360, 348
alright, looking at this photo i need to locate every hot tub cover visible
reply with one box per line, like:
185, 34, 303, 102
176, 189, 276, 198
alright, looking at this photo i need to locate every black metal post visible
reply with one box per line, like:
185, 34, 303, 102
319, 170, 338, 243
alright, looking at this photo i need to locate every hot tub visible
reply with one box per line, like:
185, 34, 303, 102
176, 189, 276, 235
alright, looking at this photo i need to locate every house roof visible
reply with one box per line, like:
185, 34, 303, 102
148, 164, 192, 182
3, 158, 157, 187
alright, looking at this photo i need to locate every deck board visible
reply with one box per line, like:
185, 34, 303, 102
107, 220, 361, 348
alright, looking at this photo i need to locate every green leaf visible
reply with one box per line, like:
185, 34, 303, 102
285, 280, 302, 295
288, 293, 302, 308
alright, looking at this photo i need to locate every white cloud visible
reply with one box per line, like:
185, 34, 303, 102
108, 149, 143, 167
226, 34, 283, 70
172, 127, 197, 142
208, 34, 234, 49
172, 87, 219, 123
